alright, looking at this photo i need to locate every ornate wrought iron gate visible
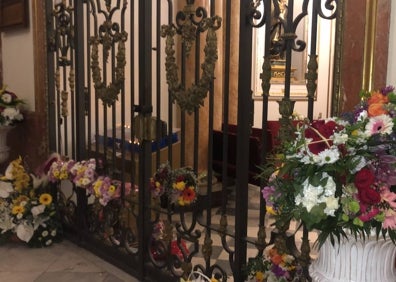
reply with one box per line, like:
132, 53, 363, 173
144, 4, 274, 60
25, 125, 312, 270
45, 0, 342, 281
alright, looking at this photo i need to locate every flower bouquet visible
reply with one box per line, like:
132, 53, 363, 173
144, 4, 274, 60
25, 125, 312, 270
245, 246, 303, 282
0, 85, 24, 127
262, 85, 396, 248
150, 163, 198, 208
0, 157, 62, 247
47, 156, 132, 206
150, 220, 189, 261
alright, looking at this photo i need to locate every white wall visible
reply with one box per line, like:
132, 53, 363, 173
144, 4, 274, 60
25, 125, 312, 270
387, 1, 396, 85
1, 1, 35, 111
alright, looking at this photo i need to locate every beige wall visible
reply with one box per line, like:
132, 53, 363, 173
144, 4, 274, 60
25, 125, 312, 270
1, 1, 35, 111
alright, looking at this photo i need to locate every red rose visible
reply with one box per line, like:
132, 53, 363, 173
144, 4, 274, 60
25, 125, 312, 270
354, 168, 375, 190
308, 142, 327, 155
359, 204, 380, 222
358, 188, 381, 205
337, 144, 348, 157
317, 120, 337, 139
304, 120, 337, 154
304, 127, 319, 140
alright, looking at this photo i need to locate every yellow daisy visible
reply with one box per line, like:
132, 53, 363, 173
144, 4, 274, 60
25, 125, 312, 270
173, 181, 186, 191
108, 185, 116, 194
39, 193, 53, 205
12, 205, 25, 215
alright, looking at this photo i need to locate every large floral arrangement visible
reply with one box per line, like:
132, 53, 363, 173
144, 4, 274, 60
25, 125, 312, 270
263, 85, 396, 247
0, 85, 24, 126
150, 163, 198, 207
0, 157, 62, 247
48, 156, 132, 206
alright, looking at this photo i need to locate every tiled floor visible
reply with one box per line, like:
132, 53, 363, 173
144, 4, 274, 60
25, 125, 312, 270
0, 184, 317, 282
0, 240, 139, 282
187, 184, 318, 281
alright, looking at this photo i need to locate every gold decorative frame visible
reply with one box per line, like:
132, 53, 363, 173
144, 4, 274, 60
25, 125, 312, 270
252, 0, 343, 106
0, 0, 29, 30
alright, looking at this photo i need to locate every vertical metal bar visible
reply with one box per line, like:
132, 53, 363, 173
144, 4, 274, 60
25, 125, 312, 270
137, 0, 153, 280
130, 0, 136, 187
234, 0, 253, 280
193, 25, 201, 172
205, 0, 216, 237
69, 0, 76, 159
167, 0, 174, 166
307, 0, 319, 121
221, 0, 231, 214
74, 0, 87, 160
46, 0, 57, 152
119, 2, 127, 195
111, 44, 117, 172
73, 0, 87, 240
86, 3, 92, 157
180, 42, 186, 167
156, 0, 162, 168
331, 0, 345, 116
283, 0, 294, 99
180, 26, 187, 168
259, 0, 272, 241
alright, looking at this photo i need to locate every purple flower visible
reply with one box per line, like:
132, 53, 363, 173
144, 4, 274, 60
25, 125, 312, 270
381, 85, 395, 95
377, 155, 396, 186
262, 186, 276, 206
271, 264, 287, 278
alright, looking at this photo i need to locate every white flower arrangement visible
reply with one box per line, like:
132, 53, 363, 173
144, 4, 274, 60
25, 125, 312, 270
0, 85, 24, 126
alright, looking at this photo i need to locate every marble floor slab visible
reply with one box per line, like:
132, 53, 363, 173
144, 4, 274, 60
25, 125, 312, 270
0, 240, 139, 282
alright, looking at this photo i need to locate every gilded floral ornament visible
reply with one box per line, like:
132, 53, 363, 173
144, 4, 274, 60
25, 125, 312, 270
161, 15, 221, 114
90, 21, 127, 107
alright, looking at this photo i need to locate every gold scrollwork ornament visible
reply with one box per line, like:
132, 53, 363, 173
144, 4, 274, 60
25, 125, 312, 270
161, 16, 222, 114
90, 31, 127, 107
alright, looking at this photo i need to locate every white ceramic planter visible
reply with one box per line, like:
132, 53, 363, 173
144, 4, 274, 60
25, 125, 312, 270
310, 235, 396, 282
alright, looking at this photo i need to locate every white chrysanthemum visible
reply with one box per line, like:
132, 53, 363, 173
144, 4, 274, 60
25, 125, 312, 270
350, 129, 369, 144
300, 154, 316, 165
0, 93, 12, 104
296, 179, 324, 212
324, 196, 339, 216
31, 204, 46, 217
2, 107, 23, 122
322, 174, 337, 196
324, 117, 338, 123
317, 147, 340, 166
0, 212, 15, 233
356, 110, 368, 121
365, 114, 394, 136
0, 181, 13, 198
349, 156, 368, 174
337, 119, 350, 127
333, 132, 348, 145
296, 173, 338, 215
